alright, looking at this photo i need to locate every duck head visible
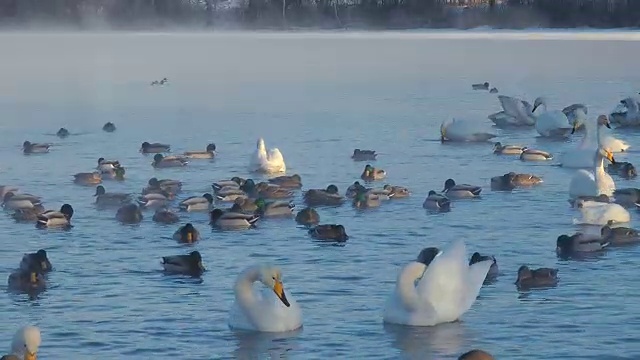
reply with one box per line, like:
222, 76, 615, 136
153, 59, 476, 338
240, 179, 256, 193
23, 141, 32, 149
181, 223, 197, 243
189, 251, 205, 271
259, 266, 290, 307
35, 249, 49, 271
60, 204, 74, 220
516, 265, 532, 284
206, 143, 216, 152
469, 251, 493, 265
114, 166, 126, 180
94, 185, 106, 196
427, 190, 437, 197
623, 163, 637, 178
209, 208, 224, 223
443, 179, 456, 192
492, 142, 502, 151
153, 154, 164, 163
325, 184, 339, 194
334, 225, 348, 240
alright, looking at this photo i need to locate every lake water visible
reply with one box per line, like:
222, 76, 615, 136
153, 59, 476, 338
1, 31, 639, 359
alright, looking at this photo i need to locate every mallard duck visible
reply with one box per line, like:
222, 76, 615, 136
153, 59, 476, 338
491, 172, 543, 190
183, 143, 216, 159
345, 181, 368, 198
144, 177, 182, 196
178, 193, 214, 212
94, 185, 131, 207
22, 141, 50, 154
8, 271, 45, 292
209, 208, 259, 230
152, 153, 188, 168
115, 204, 143, 224
353, 191, 381, 209
556, 234, 609, 255
0, 186, 19, 198
383, 184, 410, 198
607, 161, 637, 179
111, 166, 126, 181
360, 164, 386, 181
36, 204, 73, 228
469, 252, 499, 279
442, 179, 481, 199
520, 147, 553, 161
253, 182, 293, 199
492, 142, 524, 155
303, 185, 344, 207
102, 122, 116, 132
3, 192, 42, 211
73, 172, 102, 185
268, 174, 302, 189
515, 266, 558, 289
96, 158, 121, 173
352, 149, 377, 161
212, 177, 245, 192
309, 224, 348, 242
458, 349, 495, 360
172, 223, 200, 243
472, 82, 489, 90
56, 127, 69, 138
255, 198, 295, 217
229, 197, 258, 213
140, 141, 170, 153
19, 249, 52, 273
295, 207, 320, 226
152, 208, 180, 224
138, 193, 170, 209
215, 188, 248, 202
11, 208, 44, 222
613, 188, 640, 206
601, 220, 640, 245
162, 251, 205, 276
423, 190, 451, 211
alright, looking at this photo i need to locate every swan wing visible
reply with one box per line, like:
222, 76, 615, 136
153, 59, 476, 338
574, 203, 630, 226
569, 169, 597, 199
267, 148, 286, 172
498, 95, 525, 118
536, 110, 571, 137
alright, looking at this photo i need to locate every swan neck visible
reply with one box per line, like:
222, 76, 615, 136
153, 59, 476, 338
235, 266, 262, 305
396, 262, 426, 311
594, 153, 606, 186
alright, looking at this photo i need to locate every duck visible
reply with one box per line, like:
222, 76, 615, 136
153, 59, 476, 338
608, 162, 637, 179
172, 223, 200, 243
568, 194, 610, 208
556, 233, 609, 256
36, 204, 74, 228
102, 122, 116, 132
140, 141, 170, 153
490, 172, 543, 191
11, 208, 44, 222
353, 191, 381, 209
229, 265, 302, 332
2, 192, 42, 211
106, 166, 126, 181
303, 185, 344, 207
152, 153, 188, 168
8, 270, 46, 292
96, 157, 121, 173
6, 326, 41, 360
22, 141, 50, 154
250, 138, 286, 174
19, 249, 52, 273
519, 147, 553, 161
440, 118, 497, 142
442, 179, 481, 199
210, 208, 260, 230
422, 190, 451, 211
612, 188, 640, 207
515, 265, 558, 289
382, 240, 492, 326
383, 184, 410, 198
308, 224, 349, 242
569, 147, 616, 199
56, 127, 70, 138
573, 200, 630, 226
492, 142, 524, 155
162, 251, 205, 276
212, 177, 245, 192
0, 186, 19, 198
601, 220, 640, 245
254, 182, 294, 199
268, 174, 302, 189
179, 193, 214, 212
183, 143, 216, 159
458, 349, 495, 360
469, 252, 499, 279
472, 82, 489, 90
351, 149, 377, 161
73, 172, 102, 185
532, 97, 576, 138
255, 198, 295, 217
137, 193, 170, 209
116, 204, 143, 224
94, 185, 131, 207
229, 197, 258, 213
488, 95, 536, 127
361, 164, 386, 181
345, 181, 368, 198
295, 207, 320, 226
145, 177, 182, 196
416, 247, 439, 266
152, 208, 180, 224
489, 87, 498, 94
215, 187, 248, 202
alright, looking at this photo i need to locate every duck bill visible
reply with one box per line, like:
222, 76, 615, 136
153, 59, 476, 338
30, 272, 37, 284
40, 261, 48, 271
273, 281, 290, 307
186, 232, 193, 242
25, 352, 37, 360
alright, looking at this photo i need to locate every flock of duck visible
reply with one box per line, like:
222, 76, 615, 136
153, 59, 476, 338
5, 87, 640, 360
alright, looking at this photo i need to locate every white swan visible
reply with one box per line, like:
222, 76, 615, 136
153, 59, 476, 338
488, 95, 536, 127
440, 119, 496, 142
229, 265, 302, 333
532, 97, 575, 138
569, 146, 616, 199
562, 114, 624, 168
382, 240, 492, 327
610, 97, 640, 127
573, 200, 630, 225
250, 138, 286, 174
9, 326, 41, 360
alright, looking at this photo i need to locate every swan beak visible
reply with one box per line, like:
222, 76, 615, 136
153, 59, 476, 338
606, 151, 616, 164
571, 121, 578, 134
532, 104, 539, 112
605, 121, 611, 129
273, 280, 290, 307
25, 352, 37, 360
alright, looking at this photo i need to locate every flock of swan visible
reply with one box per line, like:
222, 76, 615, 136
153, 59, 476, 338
4, 88, 640, 360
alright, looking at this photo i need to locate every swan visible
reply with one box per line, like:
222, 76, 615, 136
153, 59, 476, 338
250, 138, 286, 174
382, 240, 492, 327
610, 97, 640, 127
562, 114, 623, 168
569, 147, 616, 199
488, 95, 535, 127
229, 265, 302, 333
9, 326, 41, 360
573, 200, 630, 226
532, 97, 577, 138
440, 119, 496, 142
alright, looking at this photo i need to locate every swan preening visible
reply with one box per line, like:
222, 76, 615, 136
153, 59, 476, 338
229, 265, 302, 333
250, 138, 286, 174
440, 119, 496, 142
383, 240, 492, 327
610, 96, 640, 127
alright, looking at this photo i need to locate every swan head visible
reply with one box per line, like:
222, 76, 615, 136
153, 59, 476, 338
416, 247, 439, 266
596, 114, 611, 129
258, 266, 290, 307
532, 97, 547, 112
256, 138, 266, 151
597, 148, 615, 164
443, 178, 456, 192
11, 326, 41, 360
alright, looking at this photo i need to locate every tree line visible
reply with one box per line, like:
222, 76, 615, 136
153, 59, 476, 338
0, 0, 639, 29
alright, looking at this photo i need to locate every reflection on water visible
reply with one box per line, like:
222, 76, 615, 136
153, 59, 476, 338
232, 328, 302, 359
384, 321, 469, 359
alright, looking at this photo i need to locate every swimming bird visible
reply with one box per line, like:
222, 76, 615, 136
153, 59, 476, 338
569, 147, 616, 199
152, 153, 188, 168
489, 87, 498, 93
73, 172, 102, 185
94, 185, 131, 207
472, 82, 489, 90
137, 193, 169, 209
440, 118, 496, 142
490, 172, 542, 191
255, 198, 295, 217
352, 149, 377, 161
568, 194, 610, 208
532, 97, 575, 138
383, 184, 410, 198
229, 197, 258, 214
519, 147, 553, 161
488, 95, 535, 127
610, 97, 640, 127
442, 179, 481, 199
116, 204, 143, 224
415, 247, 439, 266
607, 162, 637, 179
613, 188, 640, 207
102, 122, 116, 132
469, 252, 498, 280
250, 138, 286, 174
36, 204, 74, 228
295, 207, 320, 226
3, 192, 42, 211
601, 221, 640, 245
215, 187, 248, 202
22, 141, 50, 154
562, 114, 620, 168
11, 208, 44, 222
96, 158, 121, 173
515, 266, 558, 289
308, 224, 348, 242
140, 141, 170, 153
19, 249, 52, 273
253, 182, 294, 199
573, 200, 630, 226
173, 223, 200, 243
303, 185, 344, 207
458, 349, 495, 360
556, 234, 609, 256
228, 265, 302, 332
382, 240, 492, 326
152, 208, 180, 224
212, 177, 245, 192
422, 190, 451, 211
6, 326, 41, 360
56, 127, 69, 138
492, 142, 524, 155
353, 191, 381, 209
210, 208, 259, 230
0, 186, 19, 198
361, 164, 386, 181
268, 174, 302, 189
179, 193, 214, 212
8, 270, 46, 293
345, 181, 368, 198
183, 143, 216, 159
162, 251, 205, 276
145, 177, 182, 196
